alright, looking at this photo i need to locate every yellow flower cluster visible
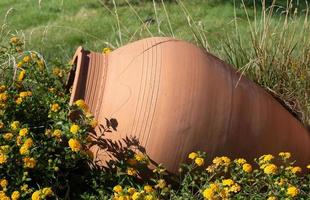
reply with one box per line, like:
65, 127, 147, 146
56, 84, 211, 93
74, 99, 89, 112
70, 124, 80, 134
23, 157, 37, 168
31, 187, 53, 200
286, 186, 299, 197
68, 138, 81, 152
19, 138, 33, 155
112, 185, 157, 200
50, 103, 60, 112
188, 152, 205, 166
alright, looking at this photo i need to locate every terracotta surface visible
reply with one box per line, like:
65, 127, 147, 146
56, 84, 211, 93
68, 37, 310, 172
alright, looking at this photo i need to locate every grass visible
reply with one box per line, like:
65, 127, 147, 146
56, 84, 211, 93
0, 0, 309, 126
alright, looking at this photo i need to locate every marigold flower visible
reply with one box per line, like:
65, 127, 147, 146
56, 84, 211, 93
3, 133, 13, 141
195, 157, 204, 166
103, 47, 112, 54
19, 128, 28, 137
222, 179, 234, 186
19, 145, 29, 155
202, 188, 214, 199
75, 99, 89, 111
242, 163, 252, 173
230, 183, 241, 193
10, 36, 19, 44
291, 166, 302, 174
10, 121, 20, 130
307, 164, 310, 169
23, 56, 30, 63
19, 91, 32, 98
134, 153, 146, 162
11, 191, 20, 200
50, 103, 60, 112
42, 187, 53, 196
264, 164, 277, 175
17, 70, 26, 81
17, 61, 23, 68
52, 129, 62, 138
127, 187, 136, 195
0, 85, 6, 92
155, 179, 166, 189
68, 138, 81, 152
0, 153, 8, 164
188, 152, 198, 160
90, 119, 98, 128
259, 154, 274, 163
235, 158, 247, 165
70, 124, 80, 134
15, 97, 23, 105
279, 152, 291, 160
267, 196, 277, 200
0, 179, 8, 188
113, 185, 122, 193
127, 167, 137, 176
132, 192, 141, 200
0, 93, 8, 102
31, 190, 41, 200
0, 122, 4, 129
23, 157, 36, 168
144, 185, 153, 193
287, 186, 299, 197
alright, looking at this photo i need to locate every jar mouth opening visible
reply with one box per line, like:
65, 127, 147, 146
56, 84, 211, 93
67, 47, 107, 117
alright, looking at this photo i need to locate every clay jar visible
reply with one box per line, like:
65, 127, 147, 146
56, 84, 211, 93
68, 37, 310, 172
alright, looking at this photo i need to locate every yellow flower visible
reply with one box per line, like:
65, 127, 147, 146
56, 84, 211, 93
229, 183, 241, 193
20, 184, 28, 191
212, 156, 231, 167
134, 153, 146, 162
70, 124, 80, 134
16, 97, 23, 105
23, 157, 37, 168
307, 164, 310, 169
259, 154, 274, 163
3, 133, 13, 141
12, 121, 23, 132
103, 47, 112, 54
50, 103, 60, 112
0, 122, 4, 129
75, 99, 89, 111
0, 179, 8, 188
23, 56, 30, 63
127, 187, 136, 195
127, 167, 137, 176
10, 37, 19, 44
52, 129, 62, 138
155, 179, 166, 189
68, 138, 81, 152
0, 153, 8, 164
113, 185, 122, 193
222, 179, 234, 186
24, 138, 33, 148
19, 128, 28, 137
19, 91, 30, 98
242, 163, 252, 173
144, 194, 155, 200
264, 164, 277, 175
291, 166, 302, 174
16, 136, 23, 146
0, 85, 6, 92
202, 188, 214, 199
188, 152, 198, 160
17, 61, 23, 68
267, 196, 277, 200
17, 70, 26, 81
132, 192, 141, 200
195, 157, 204, 166
235, 158, 247, 165
279, 152, 291, 160
20, 145, 29, 155
287, 186, 299, 197
42, 187, 53, 196
90, 119, 98, 128
11, 191, 20, 200
31, 190, 41, 200
144, 185, 153, 193
0, 93, 8, 102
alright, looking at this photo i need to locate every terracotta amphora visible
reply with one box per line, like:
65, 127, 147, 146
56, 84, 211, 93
68, 37, 310, 172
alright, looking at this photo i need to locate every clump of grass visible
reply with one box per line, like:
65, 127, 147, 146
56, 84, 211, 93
216, 0, 310, 126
